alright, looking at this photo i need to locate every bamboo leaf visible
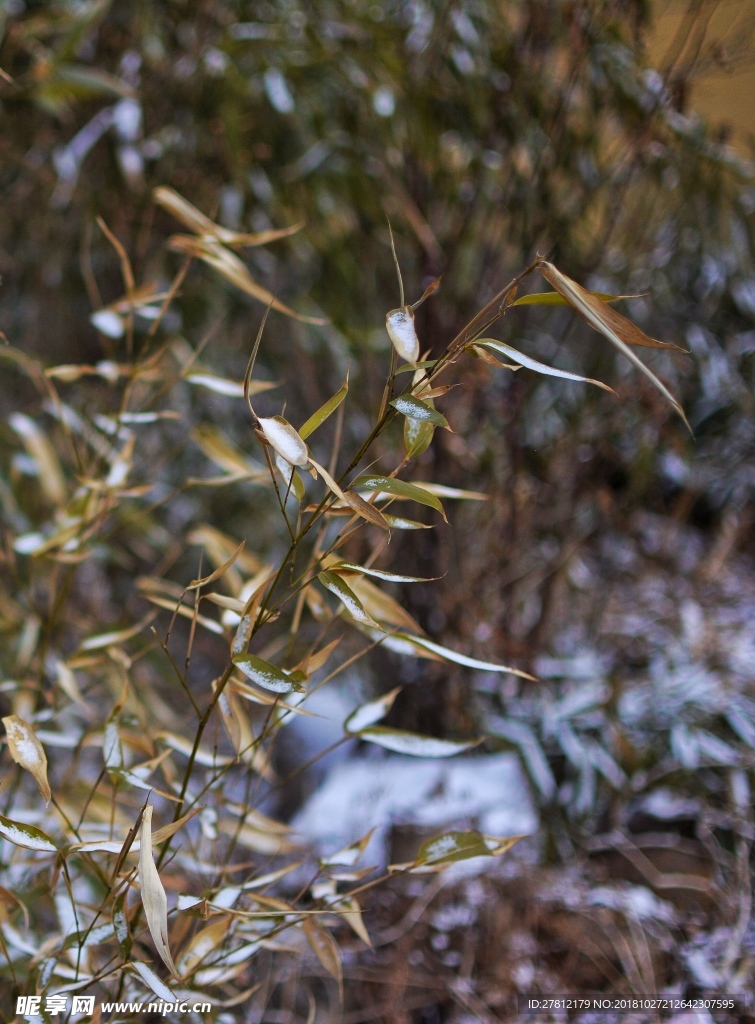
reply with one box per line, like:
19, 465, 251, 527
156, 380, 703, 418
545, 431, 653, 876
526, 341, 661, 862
336, 896, 372, 946
341, 490, 391, 531
138, 804, 179, 978
476, 339, 614, 392
332, 562, 431, 583
382, 513, 433, 530
3, 715, 51, 804
404, 414, 435, 457
391, 394, 449, 428
356, 726, 479, 757
349, 576, 424, 633
415, 830, 523, 865
352, 475, 446, 520
303, 918, 342, 994
344, 687, 402, 733
0, 812, 57, 852
511, 290, 643, 308
318, 571, 380, 629
166, 234, 325, 323
321, 831, 375, 867
537, 260, 690, 427
232, 653, 305, 694
132, 960, 176, 1001
394, 359, 437, 375
187, 540, 245, 590
391, 633, 536, 679
154, 186, 302, 249
185, 371, 277, 397
258, 416, 310, 467
385, 307, 419, 364
410, 275, 442, 311
411, 482, 488, 500
299, 374, 349, 439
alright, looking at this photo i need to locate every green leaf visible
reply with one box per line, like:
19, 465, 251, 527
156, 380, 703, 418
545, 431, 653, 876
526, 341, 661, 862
510, 290, 636, 307
390, 394, 448, 428
475, 339, 613, 392
404, 415, 435, 458
416, 830, 523, 865
331, 562, 431, 583
232, 653, 305, 694
352, 475, 446, 520
299, 374, 349, 439
318, 572, 380, 628
417, 830, 492, 864
0, 812, 57, 852
394, 360, 437, 375
356, 726, 479, 757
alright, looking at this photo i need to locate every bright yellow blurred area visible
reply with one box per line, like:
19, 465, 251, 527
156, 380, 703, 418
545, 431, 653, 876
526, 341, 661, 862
649, 0, 755, 155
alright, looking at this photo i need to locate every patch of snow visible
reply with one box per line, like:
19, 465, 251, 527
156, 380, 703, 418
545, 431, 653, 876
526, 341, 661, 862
292, 753, 537, 864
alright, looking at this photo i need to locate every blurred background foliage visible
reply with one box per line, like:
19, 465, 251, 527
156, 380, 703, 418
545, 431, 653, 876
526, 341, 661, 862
3, 0, 754, 709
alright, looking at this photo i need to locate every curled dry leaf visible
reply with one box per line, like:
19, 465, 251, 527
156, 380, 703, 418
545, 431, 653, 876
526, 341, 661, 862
537, 260, 690, 429
138, 804, 179, 979
340, 490, 391, 532
386, 307, 420, 364
303, 918, 343, 995
153, 186, 302, 249
476, 338, 614, 391
187, 540, 245, 590
167, 234, 324, 323
257, 416, 309, 467
2, 715, 51, 804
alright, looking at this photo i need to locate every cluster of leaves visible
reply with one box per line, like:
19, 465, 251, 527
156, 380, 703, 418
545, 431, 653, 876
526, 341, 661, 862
0, 177, 694, 1013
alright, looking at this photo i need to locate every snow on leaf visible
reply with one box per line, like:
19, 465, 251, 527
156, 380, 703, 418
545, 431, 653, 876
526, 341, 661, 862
352, 475, 446, 519
356, 726, 479, 757
318, 571, 380, 628
386, 307, 419, 364
332, 562, 431, 583
344, 688, 402, 733
391, 633, 535, 679
132, 960, 175, 1001
2, 715, 51, 804
476, 338, 614, 391
391, 394, 448, 428
232, 653, 305, 694
258, 415, 309, 467
0, 812, 57, 852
